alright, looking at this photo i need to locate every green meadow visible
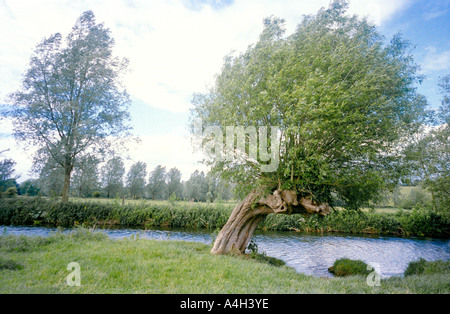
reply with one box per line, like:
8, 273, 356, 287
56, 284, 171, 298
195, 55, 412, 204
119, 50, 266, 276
0, 229, 449, 294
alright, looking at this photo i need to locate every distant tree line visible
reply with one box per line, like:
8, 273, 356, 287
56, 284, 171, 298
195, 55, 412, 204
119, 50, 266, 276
0, 153, 235, 202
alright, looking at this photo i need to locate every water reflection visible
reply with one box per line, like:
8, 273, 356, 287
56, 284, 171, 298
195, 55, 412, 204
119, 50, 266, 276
2, 225, 449, 278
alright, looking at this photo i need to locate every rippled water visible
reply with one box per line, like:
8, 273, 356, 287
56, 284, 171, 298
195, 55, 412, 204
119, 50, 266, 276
253, 231, 450, 277
2, 225, 449, 278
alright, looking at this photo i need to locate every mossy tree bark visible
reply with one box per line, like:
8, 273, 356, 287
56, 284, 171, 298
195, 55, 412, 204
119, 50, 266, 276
211, 189, 331, 255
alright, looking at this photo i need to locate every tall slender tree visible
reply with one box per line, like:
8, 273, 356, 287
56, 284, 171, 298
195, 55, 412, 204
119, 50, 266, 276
147, 165, 167, 200
167, 167, 183, 200
101, 156, 125, 198
185, 170, 208, 202
0, 155, 18, 193
126, 161, 147, 199
9, 11, 132, 202
71, 155, 100, 197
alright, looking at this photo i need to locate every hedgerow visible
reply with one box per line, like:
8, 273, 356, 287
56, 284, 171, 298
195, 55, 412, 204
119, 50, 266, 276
0, 197, 448, 238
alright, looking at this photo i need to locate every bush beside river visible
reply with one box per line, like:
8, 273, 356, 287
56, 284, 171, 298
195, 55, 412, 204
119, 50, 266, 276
0, 197, 449, 238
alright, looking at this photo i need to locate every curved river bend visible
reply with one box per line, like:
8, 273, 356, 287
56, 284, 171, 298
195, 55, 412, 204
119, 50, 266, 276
2, 225, 449, 278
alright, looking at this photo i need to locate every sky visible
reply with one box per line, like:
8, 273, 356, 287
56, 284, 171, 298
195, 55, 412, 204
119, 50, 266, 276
0, 0, 449, 183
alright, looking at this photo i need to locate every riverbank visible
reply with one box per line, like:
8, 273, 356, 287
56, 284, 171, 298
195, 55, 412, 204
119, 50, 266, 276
0, 197, 449, 238
1, 229, 449, 293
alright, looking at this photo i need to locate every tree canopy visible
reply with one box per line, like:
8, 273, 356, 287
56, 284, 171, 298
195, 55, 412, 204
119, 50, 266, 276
126, 161, 147, 199
147, 165, 168, 200
8, 11, 132, 202
0, 151, 18, 193
191, 0, 427, 210
101, 156, 125, 198
402, 74, 449, 212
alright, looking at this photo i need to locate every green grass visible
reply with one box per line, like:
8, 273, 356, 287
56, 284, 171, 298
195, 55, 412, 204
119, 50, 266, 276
404, 258, 450, 277
0, 229, 449, 294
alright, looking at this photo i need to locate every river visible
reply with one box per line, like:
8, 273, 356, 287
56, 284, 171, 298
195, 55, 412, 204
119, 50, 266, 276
2, 225, 449, 278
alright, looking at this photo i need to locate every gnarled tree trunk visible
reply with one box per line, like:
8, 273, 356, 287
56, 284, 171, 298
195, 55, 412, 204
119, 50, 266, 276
211, 188, 331, 255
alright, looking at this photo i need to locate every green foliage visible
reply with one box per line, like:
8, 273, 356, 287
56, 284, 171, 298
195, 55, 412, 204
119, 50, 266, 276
0, 197, 47, 225
101, 156, 125, 198
62, 227, 108, 242
392, 186, 430, 209
328, 258, 373, 277
147, 165, 167, 200
5, 187, 17, 198
260, 207, 450, 237
168, 192, 178, 205
404, 258, 450, 277
0, 257, 24, 271
126, 161, 147, 199
260, 210, 405, 235
0, 197, 233, 229
0, 158, 18, 193
71, 156, 101, 198
184, 170, 209, 202
402, 75, 449, 212
0, 234, 54, 252
428, 175, 450, 213
191, 0, 426, 209
396, 205, 450, 237
18, 179, 41, 196
8, 11, 132, 202
0, 197, 448, 237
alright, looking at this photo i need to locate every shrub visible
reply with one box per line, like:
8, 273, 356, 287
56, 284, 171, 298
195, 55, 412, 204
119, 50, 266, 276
0, 257, 23, 270
5, 187, 17, 198
396, 206, 450, 237
404, 258, 450, 276
0, 197, 48, 225
328, 258, 373, 277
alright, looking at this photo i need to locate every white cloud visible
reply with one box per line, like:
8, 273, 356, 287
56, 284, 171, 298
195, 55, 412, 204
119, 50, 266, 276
421, 46, 450, 73
423, 3, 448, 21
0, 0, 414, 181
347, 0, 412, 26
0, 0, 411, 110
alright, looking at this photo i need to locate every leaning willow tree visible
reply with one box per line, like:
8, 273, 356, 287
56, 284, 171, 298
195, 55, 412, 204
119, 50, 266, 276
9, 11, 132, 202
190, 1, 427, 255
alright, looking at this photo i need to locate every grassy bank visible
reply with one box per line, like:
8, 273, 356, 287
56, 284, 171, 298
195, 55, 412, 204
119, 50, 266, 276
0, 197, 449, 238
1, 229, 449, 293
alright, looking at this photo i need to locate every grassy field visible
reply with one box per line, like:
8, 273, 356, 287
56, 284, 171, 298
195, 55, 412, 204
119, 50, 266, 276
70, 196, 238, 209
1, 229, 449, 294
72, 196, 401, 214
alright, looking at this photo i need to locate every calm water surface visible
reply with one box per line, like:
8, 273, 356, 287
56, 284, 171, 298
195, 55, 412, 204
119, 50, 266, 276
2, 225, 449, 278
